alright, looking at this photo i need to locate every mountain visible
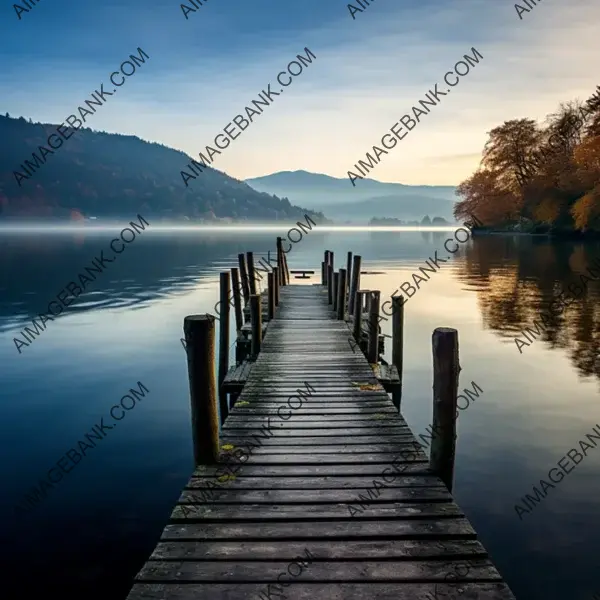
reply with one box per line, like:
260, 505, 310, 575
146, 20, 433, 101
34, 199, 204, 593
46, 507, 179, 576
245, 170, 457, 223
0, 115, 326, 223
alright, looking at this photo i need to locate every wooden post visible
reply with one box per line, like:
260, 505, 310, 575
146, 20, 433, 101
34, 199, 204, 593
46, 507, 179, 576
329, 251, 334, 273
273, 266, 280, 305
430, 327, 460, 492
218, 272, 230, 425
276, 237, 288, 286
391, 295, 404, 409
268, 272, 275, 320
353, 290, 364, 343
238, 253, 251, 307
246, 251, 257, 296
250, 294, 262, 358
337, 268, 347, 320
321, 261, 326, 285
231, 267, 243, 333
183, 315, 219, 465
324, 251, 329, 285
367, 291, 380, 364
346, 252, 352, 292
348, 255, 362, 316
332, 272, 339, 313
327, 264, 334, 305
283, 247, 290, 284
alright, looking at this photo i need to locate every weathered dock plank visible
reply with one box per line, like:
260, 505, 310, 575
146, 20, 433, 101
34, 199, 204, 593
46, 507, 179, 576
127, 283, 515, 600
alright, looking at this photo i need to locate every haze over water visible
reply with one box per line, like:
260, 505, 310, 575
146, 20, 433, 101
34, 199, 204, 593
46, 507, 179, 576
1, 227, 599, 600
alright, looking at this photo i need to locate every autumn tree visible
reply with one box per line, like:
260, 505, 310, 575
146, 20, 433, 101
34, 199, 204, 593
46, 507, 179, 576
454, 169, 521, 225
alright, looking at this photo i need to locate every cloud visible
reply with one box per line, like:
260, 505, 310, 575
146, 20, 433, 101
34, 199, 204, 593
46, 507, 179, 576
2, 0, 599, 186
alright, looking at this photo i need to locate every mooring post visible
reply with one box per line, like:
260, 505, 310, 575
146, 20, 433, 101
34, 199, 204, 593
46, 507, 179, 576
238, 253, 251, 308
348, 254, 362, 316
333, 272, 339, 313
327, 264, 334, 305
231, 267, 244, 333
273, 266, 280, 306
430, 327, 460, 492
183, 314, 220, 465
323, 251, 329, 285
329, 251, 334, 273
246, 251, 257, 296
276, 238, 286, 286
218, 272, 230, 425
353, 290, 365, 343
321, 261, 326, 285
367, 291, 380, 364
337, 268, 347, 320
346, 252, 352, 292
391, 295, 404, 409
268, 272, 275, 320
250, 294, 262, 358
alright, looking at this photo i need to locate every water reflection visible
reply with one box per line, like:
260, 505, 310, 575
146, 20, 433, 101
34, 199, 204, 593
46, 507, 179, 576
454, 235, 600, 382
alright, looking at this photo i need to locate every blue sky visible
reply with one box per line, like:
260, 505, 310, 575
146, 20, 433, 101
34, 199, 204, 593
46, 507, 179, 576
2, 0, 599, 185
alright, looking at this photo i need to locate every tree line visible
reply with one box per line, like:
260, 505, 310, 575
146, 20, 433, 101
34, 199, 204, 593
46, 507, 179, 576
454, 85, 600, 234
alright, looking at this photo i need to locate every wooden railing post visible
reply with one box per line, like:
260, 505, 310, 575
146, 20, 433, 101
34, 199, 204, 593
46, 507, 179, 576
183, 315, 219, 465
346, 252, 352, 292
273, 266, 280, 305
333, 272, 339, 313
231, 267, 244, 333
218, 272, 230, 425
238, 253, 251, 307
367, 291, 380, 364
323, 251, 330, 285
268, 272, 276, 320
250, 294, 262, 358
337, 268, 347, 320
327, 264, 334, 305
391, 295, 404, 409
348, 255, 362, 316
353, 290, 365, 343
321, 261, 326, 285
246, 251, 257, 296
430, 327, 460, 491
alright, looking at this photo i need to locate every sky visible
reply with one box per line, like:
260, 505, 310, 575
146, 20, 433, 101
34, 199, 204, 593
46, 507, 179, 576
1, 0, 599, 186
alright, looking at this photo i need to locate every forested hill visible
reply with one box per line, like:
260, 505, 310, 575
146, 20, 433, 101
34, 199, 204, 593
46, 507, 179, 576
0, 115, 326, 222
454, 85, 600, 234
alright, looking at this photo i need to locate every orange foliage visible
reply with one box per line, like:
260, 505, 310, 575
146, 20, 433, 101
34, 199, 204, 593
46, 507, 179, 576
533, 197, 561, 224
571, 186, 600, 231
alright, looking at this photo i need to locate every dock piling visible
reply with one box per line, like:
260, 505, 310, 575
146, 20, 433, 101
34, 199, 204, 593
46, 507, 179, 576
367, 291, 380, 363
346, 251, 352, 292
353, 290, 366, 342
250, 294, 262, 358
430, 327, 460, 491
332, 272, 339, 313
268, 271, 276, 320
246, 251, 257, 296
391, 295, 404, 409
238, 253, 251, 308
348, 254, 361, 316
273, 266, 280, 305
337, 268, 347, 320
183, 314, 220, 465
231, 267, 243, 333
218, 272, 230, 425
327, 264, 334, 304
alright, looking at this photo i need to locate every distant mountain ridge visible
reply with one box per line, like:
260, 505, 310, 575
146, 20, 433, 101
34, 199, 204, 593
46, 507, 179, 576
245, 170, 457, 223
0, 116, 326, 223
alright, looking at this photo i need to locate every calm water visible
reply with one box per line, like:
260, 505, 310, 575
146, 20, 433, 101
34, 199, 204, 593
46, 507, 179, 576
1, 227, 599, 600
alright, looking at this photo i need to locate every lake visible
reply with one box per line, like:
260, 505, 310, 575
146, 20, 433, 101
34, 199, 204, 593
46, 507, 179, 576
0, 225, 598, 600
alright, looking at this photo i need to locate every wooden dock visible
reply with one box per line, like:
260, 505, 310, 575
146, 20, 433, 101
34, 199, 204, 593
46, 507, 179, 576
126, 246, 515, 599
